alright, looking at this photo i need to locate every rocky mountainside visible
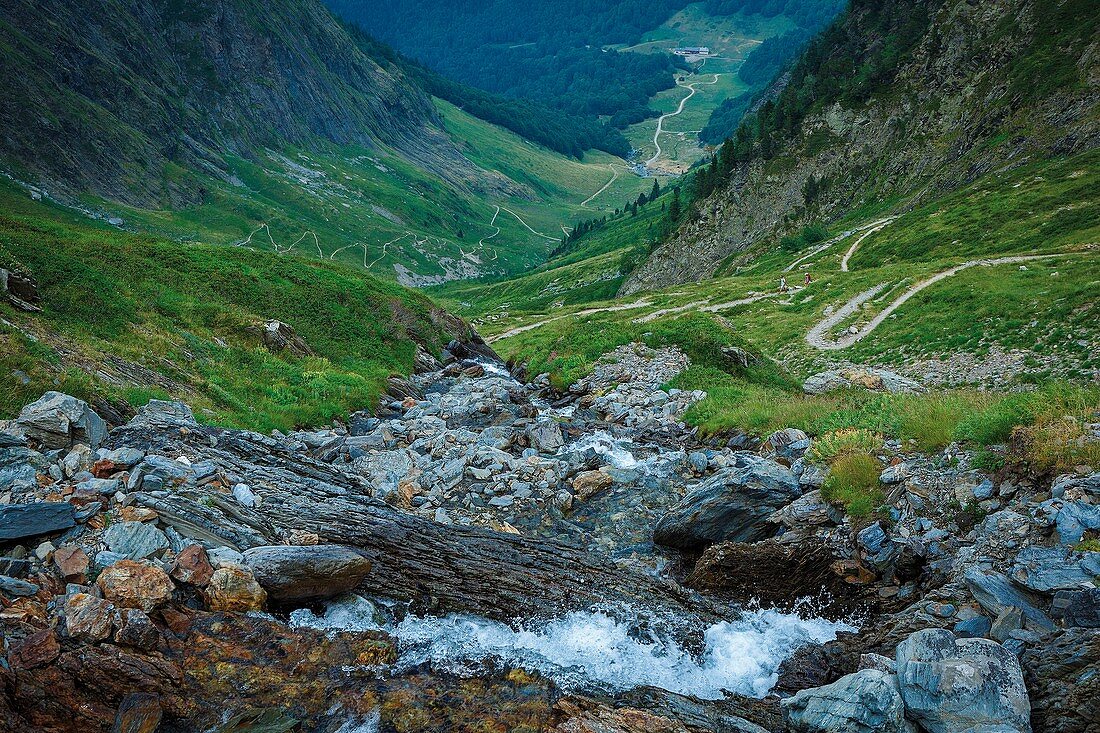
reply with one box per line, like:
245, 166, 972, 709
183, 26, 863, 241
621, 0, 1099, 293
0, 0, 485, 208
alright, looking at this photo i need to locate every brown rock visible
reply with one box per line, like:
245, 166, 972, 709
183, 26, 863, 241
92, 459, 125, 478
97, 560, 175, 612
115, 609, 161, 651
203, 567, 266, 612
572, 470, 613, 502
9, 628, 59, 670
64, 593, 114, 642
169, 545, 213, 587
110, 692, 163, 733
119, 506, 158, 523
54, 545, 90, 582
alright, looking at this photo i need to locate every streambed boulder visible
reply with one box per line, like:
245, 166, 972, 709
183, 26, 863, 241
895, 628, 1030, 733
781, 668, 910, 733
243, 545, 371, 603
653, 455, 800, 550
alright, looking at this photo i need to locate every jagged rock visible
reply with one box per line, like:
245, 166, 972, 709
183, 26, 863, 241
16, 391, 108, 450
97, 560, 174, 612
686, 538, 874, 618
572, 470, 613, 502
0, 574, 38, 596
781, 669, 909, 733
242, 545, 371, 604
0, 266, 42, 311
964, 567, 1055, 632
879, 463, 909, 484
0, 433, 47, 491
258, 319, 314, 356
0, 502, 75, 541
1022, 628, 1100, 733
9, 628, 59, 670
761, 428, 811, 462
54, 545, 90, 582
64, 593, 114, 642
527, 420, 565, 453
768, 490, 841, 529
169, 545, 213, 587
109, 692, 163, 733
803, 368, 924, 396
203, 566, 266, 612
104, 521, 169, 561
895, 628, 1030, 733
1011, 545, 1097, 593
1059, 589, 1100, 628
654, 455, 799, 550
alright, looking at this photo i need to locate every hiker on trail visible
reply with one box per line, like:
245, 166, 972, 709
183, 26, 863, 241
779, 276, 788, 292
804, 272, 812, 286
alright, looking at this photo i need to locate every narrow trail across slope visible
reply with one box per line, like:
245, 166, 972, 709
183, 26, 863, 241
645, 74, 721, 168
840, 220, 892, 272
487, 300, 653, 343
783, 217, 898, 273
500, 206, 559, 241
581, 164, 620, 208
806, 254, 1068, 350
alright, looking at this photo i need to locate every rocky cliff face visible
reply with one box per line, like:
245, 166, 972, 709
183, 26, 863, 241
0, 0, 477, 207
621, 0, 1099, 294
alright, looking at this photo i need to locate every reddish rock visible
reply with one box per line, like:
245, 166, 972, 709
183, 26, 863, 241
110, 692, 163, 733
169, 545, 213, 587
64, 593, 114, 642
9, 628, 59, 670
92, 459, 124, 478
119, 506, 158, 523
54, 545, 90, 582
97, 560, 175, 612
202, 567, 266, 612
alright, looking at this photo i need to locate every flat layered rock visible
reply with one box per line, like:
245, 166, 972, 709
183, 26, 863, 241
243, 545, 372, 603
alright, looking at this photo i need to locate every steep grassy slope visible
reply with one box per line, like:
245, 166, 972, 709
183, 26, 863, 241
453, 148, 1098, 383
0, 182, 468, 432
622, 0, 1099, 293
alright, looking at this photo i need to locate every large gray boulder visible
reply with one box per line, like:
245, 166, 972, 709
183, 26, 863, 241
526, 420, 564, 453
964, 567, 1055, 632
243, 544, 372, 603
653, 454, 800, 550
895, 628, 1031, 733
0, 433, 47, 492
16, 391, 108, 450
1011, 545, 1098, 593
0, 502, 75, 541
782, 668, 911, 733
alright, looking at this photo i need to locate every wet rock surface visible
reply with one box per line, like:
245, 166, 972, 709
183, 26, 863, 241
0, 340, 1097, 731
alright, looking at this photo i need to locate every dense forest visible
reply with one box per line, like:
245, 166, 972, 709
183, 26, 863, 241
347, 27, 631, 157
700, 0, 845, 143
325, 0, 690, 128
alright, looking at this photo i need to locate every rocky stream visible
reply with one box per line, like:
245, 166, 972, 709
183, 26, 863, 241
1, 336, 1097, 732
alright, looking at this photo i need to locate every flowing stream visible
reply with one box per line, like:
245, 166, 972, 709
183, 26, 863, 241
292, 595, 853, 701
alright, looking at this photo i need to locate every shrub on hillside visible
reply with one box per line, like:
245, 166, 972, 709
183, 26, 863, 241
821, 453, 883, 519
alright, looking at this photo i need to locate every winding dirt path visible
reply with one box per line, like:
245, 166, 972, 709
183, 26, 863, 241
500, 206, 559, 241
581, 164, 620, 208
840, 220, 892, 272
806, 254, 1068, 350
783, 217, 898, 273
487, 300, 653, 343
645, 74, 721, 168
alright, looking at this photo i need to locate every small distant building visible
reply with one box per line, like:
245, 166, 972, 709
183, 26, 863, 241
672, 46, 711, 56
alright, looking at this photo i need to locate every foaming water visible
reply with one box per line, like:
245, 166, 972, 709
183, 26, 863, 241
567, 431, 642, 469
292, 598, 852, 700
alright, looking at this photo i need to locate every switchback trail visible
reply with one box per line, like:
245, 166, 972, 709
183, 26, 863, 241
806, 254, 1068, 350
784, 217, 898, 273
840, 219, 893, 272
500, 206, 558, 241
645, 74, 721, 168
581, 164, 620, 208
